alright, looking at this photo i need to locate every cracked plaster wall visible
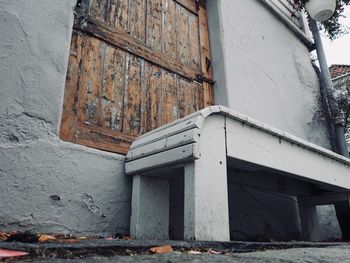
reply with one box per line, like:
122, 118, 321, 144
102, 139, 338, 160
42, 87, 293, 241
0, 0, 130, 236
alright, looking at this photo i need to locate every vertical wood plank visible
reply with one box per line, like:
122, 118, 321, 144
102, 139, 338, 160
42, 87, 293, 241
60, 31, 84, 141
101, 45, 126, 131
108, 0, 129, 31
89, 0, 108, 23
193, 81, 204, 111
146, 0, 162, 51
203, 83, 213, 107
129, 0, 146, 41
188, 13, 201, 72
178, 77, 193, 118
142, 62, 162, 132
123, 54, 142, 135
198, 1, 213, 107
161, 70, 178, 125
198, 2, 212, 79
176, 3, 190, 66
77, 36, 103, 126
162, 0, 176, 58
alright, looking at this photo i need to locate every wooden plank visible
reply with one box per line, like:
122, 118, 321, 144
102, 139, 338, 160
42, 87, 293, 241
143, 62, 162, 132
162, 0, 177, 58
60, 31, 84, 142
203, 82, 213, 107
146, 0, 162, 51
198, 1, 212, 80
77, 35, 103, 126
188, 13, 201, 71
125, 143, 200, 174
127, 128, 201, 161
130, 114, 204, 150
129, 0, 146, 42
123, 54, 142, 135
76, 18, 197, 80
100, 45, 126, 131
161, 70, 178, 125
89, 0, 107, 23
198, 1, 214, 106
173, 0, 197, 14
178, 77, 193, 118
108, 0, 129, 30
192, 81, 204, 111
75, 122, 135, 154
176, 4, 190, 66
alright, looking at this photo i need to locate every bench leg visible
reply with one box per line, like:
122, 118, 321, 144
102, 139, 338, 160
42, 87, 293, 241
130, 175, 169, 239
298, 197, 322, 241
335, 200, 350, 240
183, 116, 230, 241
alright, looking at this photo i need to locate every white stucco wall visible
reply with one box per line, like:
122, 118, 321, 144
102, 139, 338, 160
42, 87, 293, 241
207, 0, 330, 148
0, 0, 131, 235
207, 0, 337, 241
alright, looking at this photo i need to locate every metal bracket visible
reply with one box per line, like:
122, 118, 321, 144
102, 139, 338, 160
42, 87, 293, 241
195, 74, 216, 85
195, 0, 200, 11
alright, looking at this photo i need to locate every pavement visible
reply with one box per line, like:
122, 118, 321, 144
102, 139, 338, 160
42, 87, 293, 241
1, 239, 350, 262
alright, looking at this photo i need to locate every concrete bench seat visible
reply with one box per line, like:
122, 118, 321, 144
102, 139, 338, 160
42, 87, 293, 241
125, 106, 350, 241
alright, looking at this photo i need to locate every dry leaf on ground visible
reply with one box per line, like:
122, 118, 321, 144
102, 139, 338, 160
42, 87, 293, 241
38, 235, 56, 243
187, 250, 202, 255
149, 245, 173, 254
0, 249, 29, 259
208, 249, 222, 255
0, 232, 9, 241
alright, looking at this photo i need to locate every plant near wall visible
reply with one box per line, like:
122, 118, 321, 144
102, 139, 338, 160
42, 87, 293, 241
334, 77, 350, 150
293, 0, 350, 40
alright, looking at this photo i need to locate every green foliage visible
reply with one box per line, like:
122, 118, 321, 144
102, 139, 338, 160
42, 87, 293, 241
293, 0, 350, 40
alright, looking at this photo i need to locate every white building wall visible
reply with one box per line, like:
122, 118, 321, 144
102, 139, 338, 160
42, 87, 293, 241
0, 0, 131, 236
207, 0, 337, 240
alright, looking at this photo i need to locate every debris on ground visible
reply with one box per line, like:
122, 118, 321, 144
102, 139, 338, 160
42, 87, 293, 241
0, 232, 9, 241
187, 250, 202, 255
38, 235, 56, 243
5, 231, 38, 243
149, 245, 173, 254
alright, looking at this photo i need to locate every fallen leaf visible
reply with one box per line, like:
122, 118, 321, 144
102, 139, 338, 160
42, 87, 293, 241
188, 250, 202, 255
38, 235, 56, 243
208, 249, 222, 255
0, 249, 29, 258
122, 236, 131, 240
0, 232, 9, 241
149, 245, 173, 254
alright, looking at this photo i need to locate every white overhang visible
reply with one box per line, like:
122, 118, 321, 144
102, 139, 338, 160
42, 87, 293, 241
126, 106, 350, 190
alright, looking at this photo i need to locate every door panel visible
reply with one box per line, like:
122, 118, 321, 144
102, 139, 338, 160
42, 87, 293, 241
60, 0, 213, 154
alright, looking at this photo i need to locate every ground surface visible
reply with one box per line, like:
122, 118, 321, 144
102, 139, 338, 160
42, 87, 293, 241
1, 239, 350, 262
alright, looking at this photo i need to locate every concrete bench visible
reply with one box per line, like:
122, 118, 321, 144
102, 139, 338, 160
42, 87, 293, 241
125, 106, 350, 241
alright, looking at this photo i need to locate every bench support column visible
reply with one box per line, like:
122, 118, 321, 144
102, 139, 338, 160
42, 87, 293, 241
183, 116, 230, 241
335, 199, 350, 240
297, 197, 323, 241
130, 175, 169, 239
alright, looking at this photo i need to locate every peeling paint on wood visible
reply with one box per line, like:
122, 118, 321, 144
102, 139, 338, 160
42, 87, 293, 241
60, 0, 213, 154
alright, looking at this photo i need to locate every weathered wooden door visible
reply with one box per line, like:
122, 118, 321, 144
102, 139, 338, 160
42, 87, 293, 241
60, 0, 213, 154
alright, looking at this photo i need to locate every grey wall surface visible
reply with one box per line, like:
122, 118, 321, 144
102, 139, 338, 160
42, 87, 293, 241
207, 0, 337, 241
0, 0, 131, 236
